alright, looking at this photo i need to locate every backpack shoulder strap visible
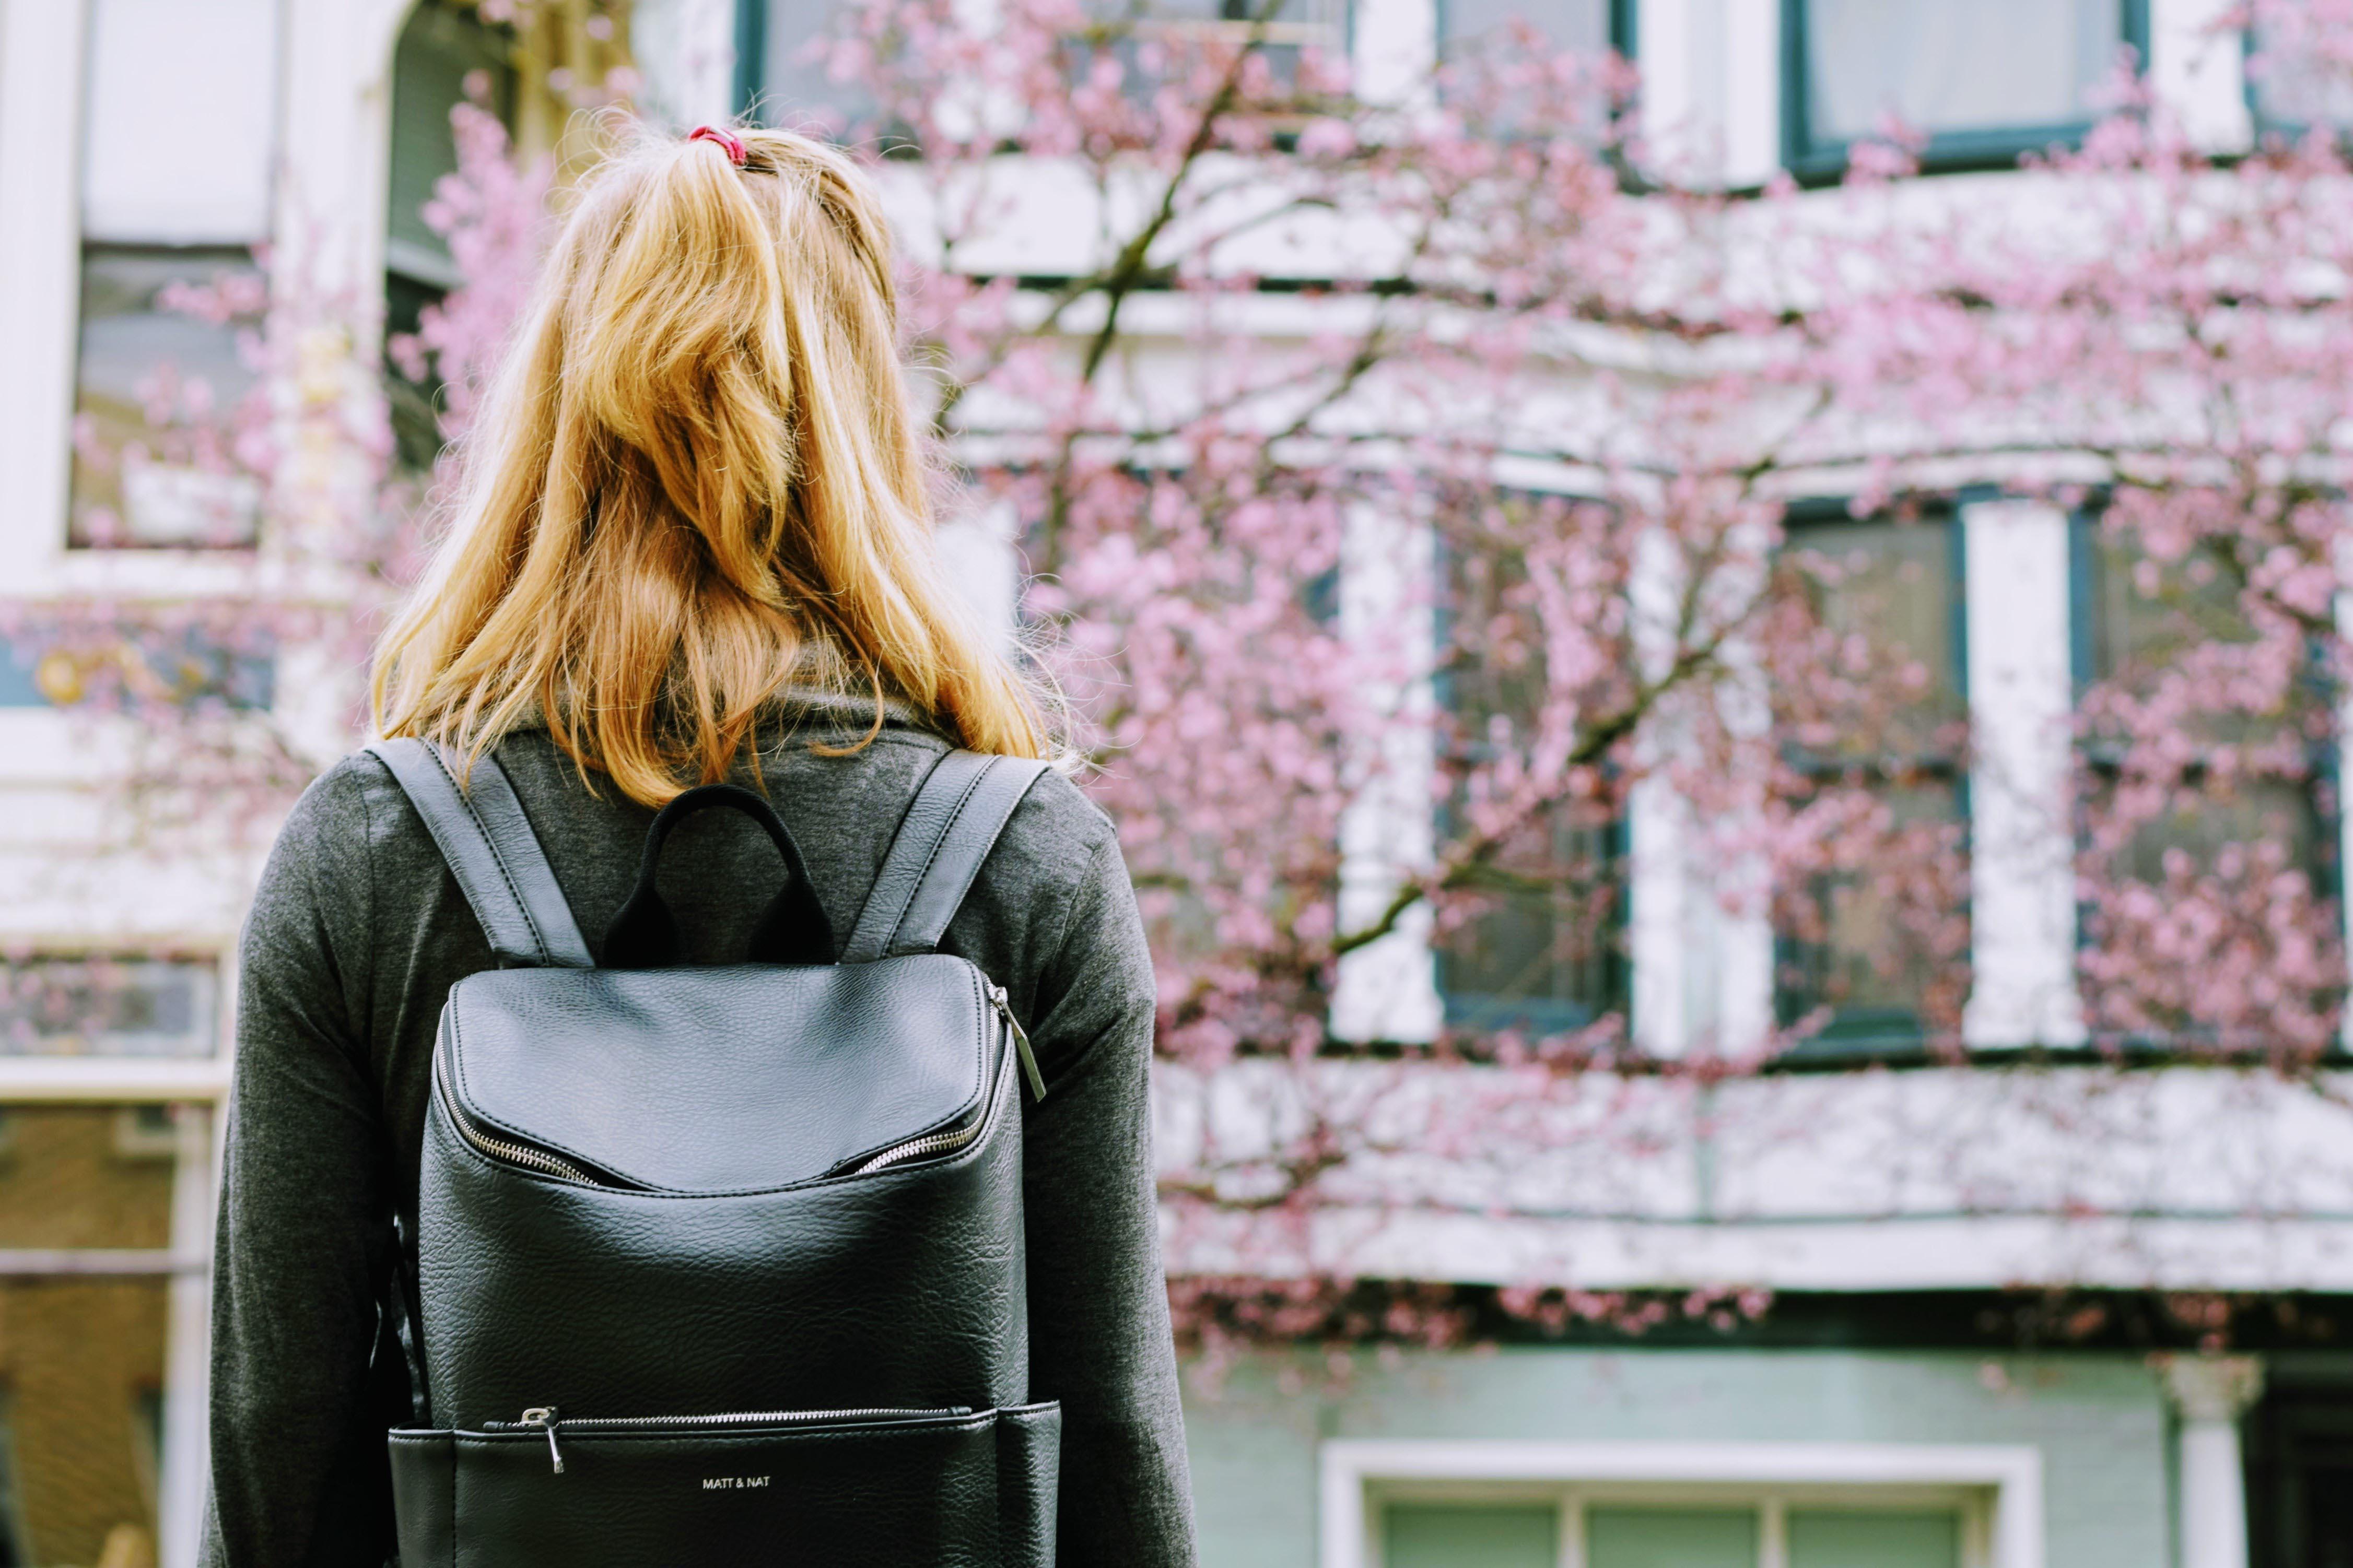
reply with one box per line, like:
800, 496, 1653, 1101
841, 749, 1052, 962
363, 738, 594, 969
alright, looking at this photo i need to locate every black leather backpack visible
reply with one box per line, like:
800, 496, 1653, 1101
365, 738, 1059, 1567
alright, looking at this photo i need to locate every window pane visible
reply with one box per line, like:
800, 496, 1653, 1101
1587, 1506, 1758, 1568
759, 0, 874, 135
2079, 532, 2329, 892
81, 0, 280, 244
1803, 0, 2118, 144
2081, 533, 2253, 687
0, 960, 219, 1058
70, 247, 264, 549
1788, 1508, 1961, 1568
1790, 780, 1966, 1036
1792, 516, 1963, 745
2251, 25, 2353, 128
1442, 0, 1609, 57
0, 1106, 179, 1564
1386, 1502, 1559, 1568
1437, 517, 1624, 1036
387, 0, 520, 287
1776, 514, 1968, 1042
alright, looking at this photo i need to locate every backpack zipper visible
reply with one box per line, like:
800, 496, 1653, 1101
990, 983, 1047, 1102
437, 980, 1039, 1187
435, 1057, 615, 1186
487, 1404, 972, 1474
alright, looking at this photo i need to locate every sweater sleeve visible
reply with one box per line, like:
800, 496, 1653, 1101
1019, 830, 1199, 1568
201, 764, 398, 1567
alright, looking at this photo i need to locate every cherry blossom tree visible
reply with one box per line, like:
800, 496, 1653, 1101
41, 0, 2353, 1349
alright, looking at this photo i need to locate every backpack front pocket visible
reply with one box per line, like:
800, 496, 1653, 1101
389, 1401, 1059, 1567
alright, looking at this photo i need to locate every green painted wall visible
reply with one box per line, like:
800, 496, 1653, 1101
1178, 1348, 2171, 1568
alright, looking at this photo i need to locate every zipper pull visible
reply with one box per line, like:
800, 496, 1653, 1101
520, 1406, 565, 1473
989, 984, 1047, 1102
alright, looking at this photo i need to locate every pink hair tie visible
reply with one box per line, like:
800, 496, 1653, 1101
688, 124, 747, 166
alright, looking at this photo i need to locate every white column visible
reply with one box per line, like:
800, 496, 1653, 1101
1353, 0, 1437, 108
1718, 0, 1780, 187
0, 0, 92, 587
1628, 777, 1689, 1056
1635, 0, 1733, 186
1961, 499, 2087, 1050
156, 1103, 217, 1568
1330, 500, 1443, 1044
631, 0, 742, 129
2160, 1354, 2264, 1568
2152, 0, 2254, 156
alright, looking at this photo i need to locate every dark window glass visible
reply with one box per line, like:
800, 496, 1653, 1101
2076, 526, 2335, 917
1440, 0, 1613, 58
1775, 512, 1969, 1048
753, 0, 875, 136
2246, 1369, 2353, 1568
1436, 505, 1625, 1038
1786, 0, 2145, 178
385, 0, 521, 473
68, 248, 263, 549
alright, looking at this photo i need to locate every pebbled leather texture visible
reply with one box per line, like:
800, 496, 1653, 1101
996, 1402, 1063, 1568
420, 1036, 1029, 1429
388, 1402, 1058, 1567
840, 752, 1052, 962
365, 740, 593, 969
442, 959, 993, 1192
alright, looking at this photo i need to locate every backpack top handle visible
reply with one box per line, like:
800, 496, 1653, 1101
602, 784, 837, 969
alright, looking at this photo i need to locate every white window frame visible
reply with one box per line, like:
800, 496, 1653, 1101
1321, 1439, 2043, 1568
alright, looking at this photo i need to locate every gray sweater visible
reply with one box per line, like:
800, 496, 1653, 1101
201, 702, 1198, 1567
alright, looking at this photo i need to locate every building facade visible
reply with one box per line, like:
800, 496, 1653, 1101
0, 1, 2348, 1565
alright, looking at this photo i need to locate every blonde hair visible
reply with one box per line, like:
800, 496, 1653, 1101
372, 123, 1049, 806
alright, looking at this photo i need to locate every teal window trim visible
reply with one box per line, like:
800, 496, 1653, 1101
1779, 0, 2151, 185
734, 0, 768, 119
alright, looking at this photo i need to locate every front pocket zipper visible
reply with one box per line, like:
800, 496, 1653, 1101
437, 977, 1033, 1189
484, 1404, 973, 1473
435, 1057, 642, 1189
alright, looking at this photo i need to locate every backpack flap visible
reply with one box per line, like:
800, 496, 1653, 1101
438, 957, 997, 1193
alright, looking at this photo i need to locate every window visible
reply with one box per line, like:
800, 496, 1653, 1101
0, 959, 219, 1058
0, 619, 274, 712
1782, 0, 2148, 180
2247, 18, 2353, 135
1328, 1439, 2036, 1568
1439, 0, 1628, 62
385, 0, 523, 473
0, 1106, 182, 1565
2070, 520, 2338, 1047
2073, 521, 2334, 884
1435, 504, 1625, 1040
69, 0, 281, 548
746, 0, 885, 138
1774, 509, 1969, 1051
1377, 1494, 1974, 1568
